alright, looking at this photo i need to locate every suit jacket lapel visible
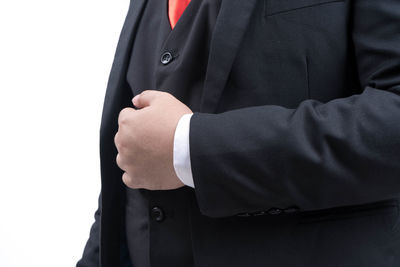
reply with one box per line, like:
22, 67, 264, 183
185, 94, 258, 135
200, 0, 258, 113
101, 0, 146, 131
99, 0, 146, 266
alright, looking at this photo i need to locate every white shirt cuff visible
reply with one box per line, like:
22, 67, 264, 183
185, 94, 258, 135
173, 113, 195, 188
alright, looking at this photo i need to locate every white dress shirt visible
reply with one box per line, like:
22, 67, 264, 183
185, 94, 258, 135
173, 113, 195, 188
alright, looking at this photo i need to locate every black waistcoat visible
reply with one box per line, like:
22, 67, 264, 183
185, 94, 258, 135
125, 0, 222, 266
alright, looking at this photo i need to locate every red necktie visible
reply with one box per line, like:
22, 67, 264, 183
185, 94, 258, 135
168, 0, 191, 29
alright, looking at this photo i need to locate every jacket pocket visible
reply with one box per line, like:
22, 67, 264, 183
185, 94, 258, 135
265, 0, 345, 16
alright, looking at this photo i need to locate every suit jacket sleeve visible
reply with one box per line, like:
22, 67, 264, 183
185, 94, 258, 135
76, 194, 101, 267
189, 0, 400, 218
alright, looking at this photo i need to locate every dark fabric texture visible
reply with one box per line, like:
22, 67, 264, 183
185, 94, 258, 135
77, 0, 400, 266
190, 0, 400, 216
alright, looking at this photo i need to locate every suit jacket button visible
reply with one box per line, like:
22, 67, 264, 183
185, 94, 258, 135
268, 208, 282, 215
151, 206, 165, 222
237, 212, 252, 217
161, 52, 173, 65
284, 206, 300, 214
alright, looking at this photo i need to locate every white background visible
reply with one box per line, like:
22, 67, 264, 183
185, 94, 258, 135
0, 0, 129, 266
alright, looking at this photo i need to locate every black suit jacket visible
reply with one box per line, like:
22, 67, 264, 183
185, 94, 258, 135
77, 0, 400, 266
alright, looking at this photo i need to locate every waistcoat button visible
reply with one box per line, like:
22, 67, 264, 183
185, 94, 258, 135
161, 52, 173, 65
151, 206, 165, 222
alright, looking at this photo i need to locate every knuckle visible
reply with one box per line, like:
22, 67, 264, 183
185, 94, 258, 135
122, 172, 141, 189
118, 108, 132, 125
122, 172, 131, 186
141, 90, 150, 96
142, 90, 157, 99
114, 133, 126, 152
116, 143, 127, 156
114, 132, 120, 146
116, 153, 123, 169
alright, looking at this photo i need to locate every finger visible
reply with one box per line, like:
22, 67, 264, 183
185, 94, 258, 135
116, 153, 124, 170
122, 172, 143, 189
132, 90, 163, 109
114, 132, 120, 150
122, 172, 132, 187
118, 107, 136, 126
114, 132, 128, 156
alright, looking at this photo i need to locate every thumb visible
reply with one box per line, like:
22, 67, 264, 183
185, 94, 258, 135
132, 90, 160, 108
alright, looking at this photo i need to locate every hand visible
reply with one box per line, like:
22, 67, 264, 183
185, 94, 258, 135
114, 90, 193, 190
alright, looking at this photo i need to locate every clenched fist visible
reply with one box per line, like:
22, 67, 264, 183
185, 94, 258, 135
114, 90, 193, 190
